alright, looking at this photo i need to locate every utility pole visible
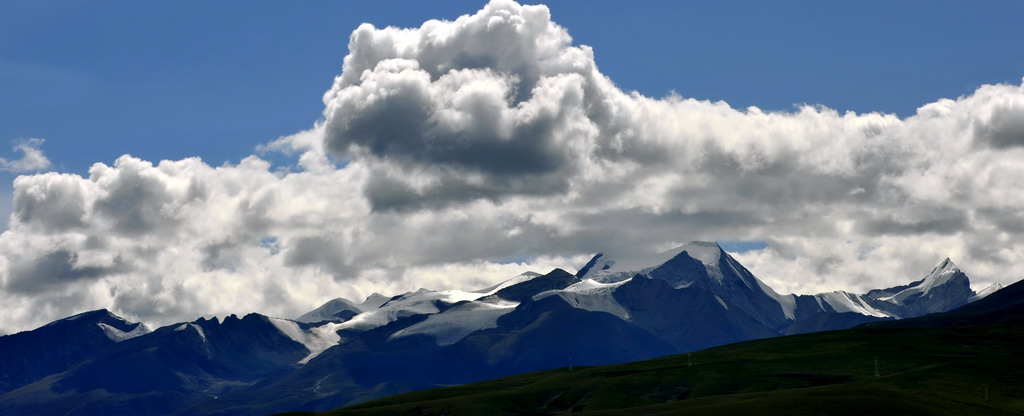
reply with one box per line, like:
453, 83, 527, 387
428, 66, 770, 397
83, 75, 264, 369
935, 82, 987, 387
568, 354, 573, 372
687, 353, 692, 368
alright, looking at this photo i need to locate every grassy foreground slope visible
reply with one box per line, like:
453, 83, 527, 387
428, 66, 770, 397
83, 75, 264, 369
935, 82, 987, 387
281, 281, 1024, 416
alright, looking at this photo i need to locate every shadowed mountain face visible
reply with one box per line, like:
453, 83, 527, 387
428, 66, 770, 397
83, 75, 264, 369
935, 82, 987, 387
0, 309, 149, 395
0, 243, 1002, 415
612, 277, 779, 351
0, 313, 310, 416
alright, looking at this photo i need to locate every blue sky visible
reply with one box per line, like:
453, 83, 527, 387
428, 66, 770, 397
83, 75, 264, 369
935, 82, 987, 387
3, 1, 1022, 176
1, 1, 1024, 330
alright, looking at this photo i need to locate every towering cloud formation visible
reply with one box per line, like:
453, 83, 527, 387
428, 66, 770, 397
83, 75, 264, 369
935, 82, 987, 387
1, 0, 1022, 332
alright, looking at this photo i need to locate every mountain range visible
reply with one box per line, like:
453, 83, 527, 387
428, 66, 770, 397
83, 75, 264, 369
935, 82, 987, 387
298, 271, 1024, 416
0, 242, 1005, 415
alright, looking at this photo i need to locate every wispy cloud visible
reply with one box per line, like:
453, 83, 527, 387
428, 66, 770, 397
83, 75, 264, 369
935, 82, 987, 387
0, 138, 50, 173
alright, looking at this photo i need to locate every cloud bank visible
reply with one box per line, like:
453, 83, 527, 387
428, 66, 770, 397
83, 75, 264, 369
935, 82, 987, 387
2, 0, 1023, 332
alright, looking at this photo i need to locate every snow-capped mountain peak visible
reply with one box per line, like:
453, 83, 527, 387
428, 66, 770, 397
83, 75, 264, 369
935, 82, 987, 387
930, 257, 958, 276
295, 293, 398, 324
357, 293, 391, 311
921, 257, 959, 286
295, 297, 362, 324
575, 253, 614, 278
852, 257, 974, 318
35, 309, 151, 343
474, 271, 543, 294
675, 241, 725, 279
577, 241, 725, 283
907, 257, 965, 297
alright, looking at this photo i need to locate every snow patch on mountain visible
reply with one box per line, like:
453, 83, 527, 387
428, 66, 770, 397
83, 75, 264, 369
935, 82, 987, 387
714, 295, 729, 310
389, 299, 519, 346
268, 318, 344, 364
296, 297, 362, 323
190, 324, 207, 341
357, 293, 391, 311
771, 292, 797, 320
475, 272, 543, 294
341, 272, 549, 345
323, 272, 548, 334
818, 292, 889, 318
534, 278, 632, 321
174, 323, 207, 341
970, 282, 1003, 302
97, 322, 151, 343
435, 289, 493, 303
338, 290, 455, 332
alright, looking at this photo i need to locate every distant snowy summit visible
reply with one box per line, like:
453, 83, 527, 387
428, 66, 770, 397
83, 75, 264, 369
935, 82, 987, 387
294, 241, 996, 345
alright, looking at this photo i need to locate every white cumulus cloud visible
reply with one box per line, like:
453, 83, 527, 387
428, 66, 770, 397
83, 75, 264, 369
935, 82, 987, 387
1, 0, 1023, 333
